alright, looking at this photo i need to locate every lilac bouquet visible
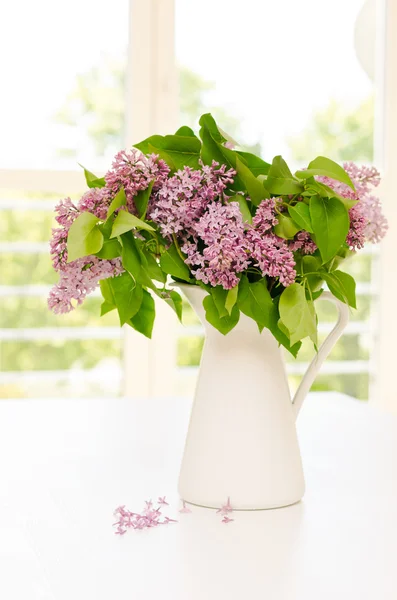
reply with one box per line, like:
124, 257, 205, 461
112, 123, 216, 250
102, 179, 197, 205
49, 114, 387, 355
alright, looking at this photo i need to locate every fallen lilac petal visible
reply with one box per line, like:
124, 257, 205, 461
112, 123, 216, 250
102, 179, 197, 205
222, 516, 234, 524
179, 500, 192, 514
113, 496, 181, 533
158, 496, 169, 506
225, 496, 233, 512
217, 496, 233, 515
162, 516, 178, 524
114, 505, 127, 516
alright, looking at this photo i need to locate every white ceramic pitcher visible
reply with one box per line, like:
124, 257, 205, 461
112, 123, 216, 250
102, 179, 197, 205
177, 284, 349, 510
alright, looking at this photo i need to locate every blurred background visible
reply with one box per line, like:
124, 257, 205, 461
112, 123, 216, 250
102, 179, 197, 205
0, 0, 394, 403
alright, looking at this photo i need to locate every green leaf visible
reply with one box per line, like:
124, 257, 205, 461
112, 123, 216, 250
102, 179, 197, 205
218, 127, 239, 148
268, 155, 294, 178
203, 294, 240, 335
228, 194, 252, 224
296, 156, 355, 190
108, 273, 143, 325
225, 285, 239, 316
127, 289, 155, 338
174, 126, 196, 137
199, 125, 229, 168
264, 177, 304, 195
100, 301, 116, 316
163, 290, 183, 322
310, 196, 349, 263
79, 164, 105, 188
312, 289, 324, 300
121, 233, 142, 279
303, 179, 355, 205
94, 238, 122, 259
141, 249, 166, 283
67, 212, 103, 262
210, 286, 229, 318
235, 156, 269, 205
300, 254, 322, 273
110, 210, 155, 238
121, 234, 157, 291
321, 270, 356, 308
267, 297, 302, 357
134, 181, 154, 219
238, 276, 273, 332
299, 254, 323, 292
279, 283, 317, 345
107, 187, 126, 218
199, 114, 227, 143
147, 144, 177, 170
263, 156, 304, 195
160, 245, 191, 281
235, 151, 270, 176
134, 134, 201, 170
98, 218, 113, 239
325, 246, 354, 271
277, 318, 291, 338
288, 202, 313, 233
99, 278, 116, 305
273, 214, 301, 239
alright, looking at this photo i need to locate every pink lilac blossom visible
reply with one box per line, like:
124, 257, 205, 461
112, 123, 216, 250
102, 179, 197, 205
48, 197, 123, 314
149, 161, 235, 238
344, 162, 380, 196
113, 499, 178, 535
48, 257, 123, 314
252, 198, 279, 231
317, 162, 387, 247
105, 148, 170, 212
182, 201, 250, 290
289, 231, 317, 255
78, 187, 111, 220
346, 204, 367, 250
247, 230, 296, 287
360, 195, 388, 243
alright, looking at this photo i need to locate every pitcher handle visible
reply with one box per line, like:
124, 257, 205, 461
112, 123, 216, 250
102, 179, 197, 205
292, 291, 350, 419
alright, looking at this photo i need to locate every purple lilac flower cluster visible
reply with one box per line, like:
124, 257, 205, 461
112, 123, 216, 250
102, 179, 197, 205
49, 144, 388, 313
151, 171, 297, 290
106, 149, 170, 212
289, 231, 317, 255
48, 196, 123, 314
318, 162, 387, 250
48, 151, 169, 314
149, 163, 235, 237
182, 201, 251, 289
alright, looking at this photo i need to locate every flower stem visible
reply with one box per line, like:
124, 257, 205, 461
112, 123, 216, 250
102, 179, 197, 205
172, 233, 185, 261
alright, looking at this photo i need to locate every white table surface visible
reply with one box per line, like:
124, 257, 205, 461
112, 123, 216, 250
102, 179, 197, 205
1, 392, 397, 600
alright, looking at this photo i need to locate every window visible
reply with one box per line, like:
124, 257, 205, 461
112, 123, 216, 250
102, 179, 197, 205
1, 0, 389, 403
0, 0, 129, 398
174, 0, 377, 400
